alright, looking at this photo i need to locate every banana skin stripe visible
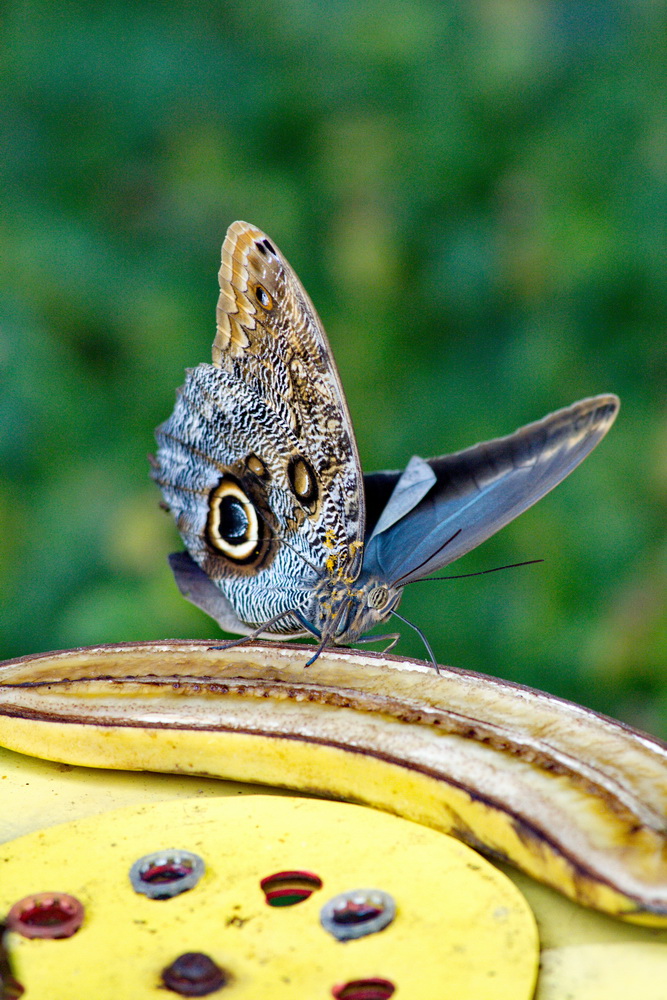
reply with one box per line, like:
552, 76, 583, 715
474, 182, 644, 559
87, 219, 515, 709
1, 640, 667, 926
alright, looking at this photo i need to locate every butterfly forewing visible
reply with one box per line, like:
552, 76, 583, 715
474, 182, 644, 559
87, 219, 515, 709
361, 395, 619, 587
213, 222, 365, 569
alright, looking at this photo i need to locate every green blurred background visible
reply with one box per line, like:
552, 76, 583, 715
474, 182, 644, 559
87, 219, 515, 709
1, 1, 665, 733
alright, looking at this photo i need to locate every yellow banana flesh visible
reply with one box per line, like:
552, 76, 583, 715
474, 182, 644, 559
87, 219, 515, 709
1, 640, 666, 926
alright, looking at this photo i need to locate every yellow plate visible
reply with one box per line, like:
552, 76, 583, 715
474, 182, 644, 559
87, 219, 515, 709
0, 794, 538, 999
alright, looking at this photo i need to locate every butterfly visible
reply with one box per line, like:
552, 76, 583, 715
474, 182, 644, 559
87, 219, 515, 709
151, 221, 619, 665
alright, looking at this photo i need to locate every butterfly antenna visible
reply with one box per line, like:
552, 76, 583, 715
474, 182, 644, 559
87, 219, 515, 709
389, 609, 440, 675
404, 559, 544, 584
394, 529, 463, 585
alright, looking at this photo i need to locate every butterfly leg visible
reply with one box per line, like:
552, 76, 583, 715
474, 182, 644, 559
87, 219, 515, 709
302, 602, 350, 667
351, 632, 401, 652
208, 609, 308, 653
292, 611, 322, 639
379, 634, 400, 655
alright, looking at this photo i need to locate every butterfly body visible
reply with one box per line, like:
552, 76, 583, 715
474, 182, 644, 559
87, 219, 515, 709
153, 221, 619, 657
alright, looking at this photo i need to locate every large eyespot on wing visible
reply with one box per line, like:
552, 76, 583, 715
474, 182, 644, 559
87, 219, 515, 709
201, 474, 277, 578
207, 478, 260, 561
362, 394, 619, 586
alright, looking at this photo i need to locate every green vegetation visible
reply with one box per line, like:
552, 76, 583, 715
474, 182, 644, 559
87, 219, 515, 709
1, 1, 665, 732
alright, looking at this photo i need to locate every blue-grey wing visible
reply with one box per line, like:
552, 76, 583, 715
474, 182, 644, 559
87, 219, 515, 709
362, 394, 619, 586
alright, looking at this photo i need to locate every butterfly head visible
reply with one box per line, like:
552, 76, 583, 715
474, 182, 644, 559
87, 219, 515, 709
311, 575, 403, 646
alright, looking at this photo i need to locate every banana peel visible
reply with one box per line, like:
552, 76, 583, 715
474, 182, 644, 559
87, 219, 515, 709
1, 639, 667, 930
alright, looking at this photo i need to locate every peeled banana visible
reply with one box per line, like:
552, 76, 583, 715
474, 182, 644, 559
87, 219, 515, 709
1, 639, 666, 926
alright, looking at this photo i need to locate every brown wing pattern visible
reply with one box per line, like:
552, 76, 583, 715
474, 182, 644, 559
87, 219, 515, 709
213, 222, 364, 572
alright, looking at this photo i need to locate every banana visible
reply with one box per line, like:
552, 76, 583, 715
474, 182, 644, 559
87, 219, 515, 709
0, 640, 666, 926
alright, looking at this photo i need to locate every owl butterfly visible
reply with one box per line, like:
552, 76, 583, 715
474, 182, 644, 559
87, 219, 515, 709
152, 221, 619, 666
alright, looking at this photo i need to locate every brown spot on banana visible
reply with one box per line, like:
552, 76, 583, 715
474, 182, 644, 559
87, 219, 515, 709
1, 640, 667, 926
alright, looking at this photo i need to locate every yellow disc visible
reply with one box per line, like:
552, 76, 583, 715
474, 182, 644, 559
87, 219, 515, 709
0, 795, 538, 999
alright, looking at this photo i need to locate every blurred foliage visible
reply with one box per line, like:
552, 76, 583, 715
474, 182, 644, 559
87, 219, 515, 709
1, 0, 665, 733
